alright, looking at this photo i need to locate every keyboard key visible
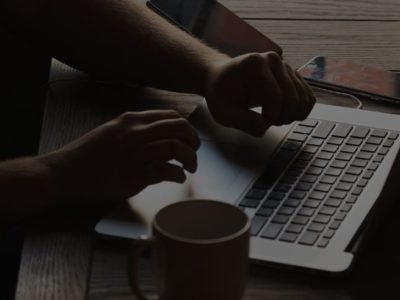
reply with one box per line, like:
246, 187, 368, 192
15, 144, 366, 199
292, 160, 309, 170
274, 184, 292, 193
253, 178, 274, 190
239, 198, 259, 208
341, 145, 358, 154
268, 192, 286, 201
322, 144, 339, 153
262, 200, 280, 209
378, 147, 389, 155
256, 208, 274, 217
351, 159, 368, 168
286, 224, 304, 234
325, 198, 342, 207
331, 160, 347, 169
373, 155, 384, 163
303, 200, 321, 208
292, 216, 310, 225
314, 183, 331, 193
314, 214, 331, 224
282, 141, 302, 151
352, 187, 363, 196
309, 191, 326, 201
281, 176, 297, 184
346, 138, 363, 146
327, 137, 344, 145
351, 126, 370, 139
301, 119, 318, 128
311, 159, 328, 168
272, 215, 290, 224
300, 175, 318, 183
345, 195, 358, 204
246, 188, 268, 200
308, 222, 325, 233
330, 190, 347, 199
362, 144, 378, 153
335, 212, 347, 221
371, 129, 387, 138
298, 208, 315, 217
366, 137, 383, 145
299, 231, 319, 246
332, 123, 352, 138
278, 207, 296, 216
279, 232, 298, 243
319, 206, 336, 216
306, 167, 323, 176
283, 199, 301, 208
357, 178, 368, 187
298, 152, 314, 161
294, 125, 313, 135
286, 168, 303, 177
341, 203, 353, 212
362, 170, 374, 179
384, 140, 394, 147
346, 167, 363, 176
329, 221, 341, 230
336, 152, 353, 161
336, 182, 352, 191
341, 174, 357, 183
312, 121, 335, 139
325, 168, 342, 177
251, 216, 268, 236
302, 145, 319, 154
320, 175, 337, 184
295, 182, 312, 191
317, 238, 330, 248
289, 191, 306, 199
356, 151, 373, 160
388, 132, 399, 140
261, 223, 283, 240
289, 133, 308, 143
323, 229, 336, 239
307, 138, 324, 146
317, 152, 334, 160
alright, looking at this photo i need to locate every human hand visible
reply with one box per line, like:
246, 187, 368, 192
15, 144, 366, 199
41, 110, 200, 204
205, 52, 316, 137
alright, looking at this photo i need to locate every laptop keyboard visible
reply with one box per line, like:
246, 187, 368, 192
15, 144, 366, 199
239, 119, 399, 248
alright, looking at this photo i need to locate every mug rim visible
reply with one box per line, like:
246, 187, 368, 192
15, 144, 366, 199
153, 199, 250, 245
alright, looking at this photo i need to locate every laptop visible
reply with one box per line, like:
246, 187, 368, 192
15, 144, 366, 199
96, 99, 400, 273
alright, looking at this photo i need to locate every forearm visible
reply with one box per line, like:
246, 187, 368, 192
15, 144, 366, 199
1, 0, 227, 95
0, 157, 55, 230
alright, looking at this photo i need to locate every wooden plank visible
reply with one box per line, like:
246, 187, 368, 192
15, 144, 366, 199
221, 0, 400, 21
248, 20, 400, 70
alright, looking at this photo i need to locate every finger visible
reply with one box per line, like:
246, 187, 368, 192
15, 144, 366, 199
119, 109, 182, 125
139, 139, 198, 173
240, 53, 282, 126
223, 107, 270, 137
134, 117, 201, 150
144, 161, 187, 185
285, 65, 310, 121
295, 71, 317, 112
269, 56, 299, 125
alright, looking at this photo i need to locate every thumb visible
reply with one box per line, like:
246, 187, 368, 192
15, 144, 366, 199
225, 108, 270, 137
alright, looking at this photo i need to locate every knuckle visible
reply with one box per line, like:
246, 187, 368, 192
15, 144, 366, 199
163, 109, 181, 118
243, 53, 265, 67
118, 112, 138, 124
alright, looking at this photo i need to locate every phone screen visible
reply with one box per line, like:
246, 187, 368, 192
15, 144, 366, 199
298, 56, 400, 102
147, 0, 282, 57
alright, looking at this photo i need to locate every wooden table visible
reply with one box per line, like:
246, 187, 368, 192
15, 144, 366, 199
15, 1, 400, 299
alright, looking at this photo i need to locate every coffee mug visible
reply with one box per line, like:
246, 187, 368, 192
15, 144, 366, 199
128, 199, 250, 300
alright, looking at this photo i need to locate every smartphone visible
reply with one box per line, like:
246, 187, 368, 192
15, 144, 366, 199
298, 56, 400, 104
147, 0, 282, 57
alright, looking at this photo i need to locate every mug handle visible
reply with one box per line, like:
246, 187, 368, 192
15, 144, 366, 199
127, 236, 158, 300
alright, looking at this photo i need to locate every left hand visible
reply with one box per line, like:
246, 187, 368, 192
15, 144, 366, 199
205, 52, 316, 137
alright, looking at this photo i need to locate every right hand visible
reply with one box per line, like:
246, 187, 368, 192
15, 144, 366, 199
41, 110, 200, 204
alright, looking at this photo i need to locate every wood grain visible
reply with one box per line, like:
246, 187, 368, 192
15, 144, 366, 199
220, 0, 400, 21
